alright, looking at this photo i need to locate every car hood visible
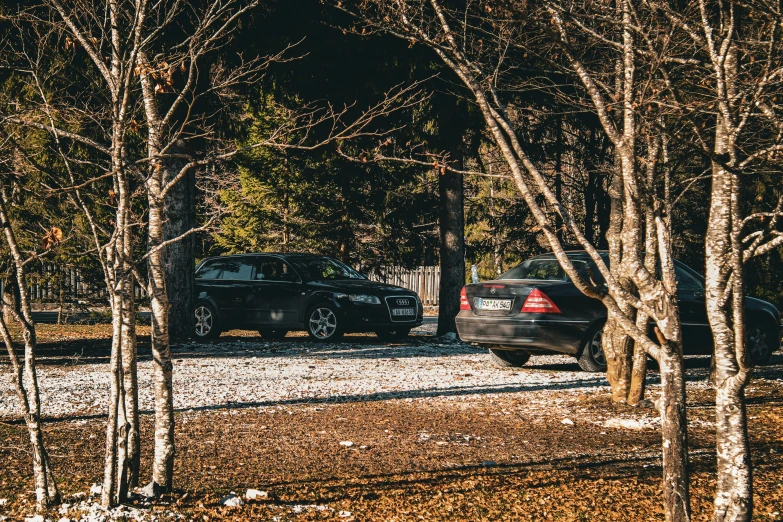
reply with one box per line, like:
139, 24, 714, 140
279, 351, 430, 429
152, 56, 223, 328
306, 279, 414, 295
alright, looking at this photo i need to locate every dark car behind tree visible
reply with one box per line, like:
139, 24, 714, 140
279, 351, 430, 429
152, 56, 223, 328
193, 253, 423, 341
456, 252, 782, 371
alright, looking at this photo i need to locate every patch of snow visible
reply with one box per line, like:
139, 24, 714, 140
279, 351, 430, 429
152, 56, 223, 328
604, 417, 657, 430
561, 418, 574, 426
339, 441, 354, 447
290, 504, 332, 514
219, 493, 245, 507
245, 489, 267, 500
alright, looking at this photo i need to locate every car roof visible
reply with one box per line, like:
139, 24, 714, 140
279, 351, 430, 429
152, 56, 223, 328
529, 250, 608, 259
199, 252, 331, 263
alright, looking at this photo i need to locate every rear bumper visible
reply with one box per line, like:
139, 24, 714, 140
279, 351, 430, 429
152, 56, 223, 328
455, 312, 589, 355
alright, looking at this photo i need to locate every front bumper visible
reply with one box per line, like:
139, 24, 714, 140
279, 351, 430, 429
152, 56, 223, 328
340, 300, 423, 331
455, 312, 588, 355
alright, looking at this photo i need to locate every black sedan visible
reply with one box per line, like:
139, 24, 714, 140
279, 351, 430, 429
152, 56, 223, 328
193, 253, 423, 341
456, 251, 782, 372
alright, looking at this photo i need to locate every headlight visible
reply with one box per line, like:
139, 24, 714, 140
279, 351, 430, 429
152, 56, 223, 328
349, 294, 381, 304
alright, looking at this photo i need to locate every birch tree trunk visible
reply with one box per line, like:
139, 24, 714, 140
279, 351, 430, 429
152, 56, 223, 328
101, 135, 138, 507
139, 63, 176, 494
700, 6, 754, 519
705, 83, 753, 522
0, 189, 60, 510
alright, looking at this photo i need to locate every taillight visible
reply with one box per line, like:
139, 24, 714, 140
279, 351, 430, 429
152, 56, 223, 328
520, 289, 561, 314
459, 287, 471, 311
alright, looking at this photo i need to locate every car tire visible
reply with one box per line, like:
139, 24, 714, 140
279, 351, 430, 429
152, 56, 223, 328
258, 329, 289, 340
306, 304, 344, 342
746, 323, 776, 366
488, 347, 531, 368
578, 325, 607, 373
376, 328, 412, 342
193, 302, 221, 340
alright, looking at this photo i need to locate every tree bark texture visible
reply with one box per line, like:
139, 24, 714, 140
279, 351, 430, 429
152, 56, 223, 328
705, 89, 753, 522
659, 349, 691, 522
437, 158, 465, 335
140, 63, 176, 494
0, 190, 61, 510
163, 141, 196, 343
701, 9, 754, 519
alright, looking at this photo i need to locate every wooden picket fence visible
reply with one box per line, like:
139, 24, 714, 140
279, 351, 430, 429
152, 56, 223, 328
1, 264, 146, 304
369, 266, 441, 306
4, 263, 439, 306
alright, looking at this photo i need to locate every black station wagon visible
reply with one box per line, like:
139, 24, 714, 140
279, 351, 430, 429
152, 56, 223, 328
193, 253, 423, 341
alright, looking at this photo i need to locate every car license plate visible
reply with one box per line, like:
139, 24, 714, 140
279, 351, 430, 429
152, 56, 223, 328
392, 308, 416, 316
477, 298, 512, 310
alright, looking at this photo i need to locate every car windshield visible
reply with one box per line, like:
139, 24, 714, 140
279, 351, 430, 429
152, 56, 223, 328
288, 257, 365, 281
498, 258, 586, 281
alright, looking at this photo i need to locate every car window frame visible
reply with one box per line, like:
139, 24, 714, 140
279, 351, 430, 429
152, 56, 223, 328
287, 256, 365, 282
253, 255, 302, 284
498, 257, 588, 282
674, 262, 704, 292
214, 257, 256, 281
195, 259, 223, 280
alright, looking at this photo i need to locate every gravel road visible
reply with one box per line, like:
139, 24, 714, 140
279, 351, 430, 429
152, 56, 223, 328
0, 322, 612, 420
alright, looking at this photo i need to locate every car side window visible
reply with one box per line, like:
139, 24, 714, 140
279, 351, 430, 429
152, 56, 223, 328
675, 265, 703, 292
255, 258, 300, 282
196, 260, 222, 280
218, 259, 254, 280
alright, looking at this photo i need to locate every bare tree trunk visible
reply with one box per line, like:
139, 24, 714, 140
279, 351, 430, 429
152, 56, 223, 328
490, 178, 502, 276
437, 156, 465, 335
602, 157, 636, 404
139, 64, 176, 494
0, 188, 61, 510
148, 193, 176, 495
706, 99, 753, 522
101, 138, 137, 507
121, 285, 140, 489
658, 348, 690, 522
101, 292, 122, 506
163, 143, 196, 343
700, 8, 753, 519
554, 116, 564, 243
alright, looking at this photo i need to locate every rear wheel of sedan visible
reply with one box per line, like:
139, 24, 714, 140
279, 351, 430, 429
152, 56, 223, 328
194, 302, 221, 340
578, 325, 607, 372
746, 324, 776, 366
307, 305, 344, 342
376, 328, 411, 342
258, 328, 289, 340
488, 348, 531, 368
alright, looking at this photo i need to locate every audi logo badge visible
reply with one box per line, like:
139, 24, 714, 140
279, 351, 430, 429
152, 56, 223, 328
396, 298, 411, 306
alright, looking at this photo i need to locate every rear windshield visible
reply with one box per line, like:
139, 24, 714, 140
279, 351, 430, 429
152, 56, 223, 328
498, 258, 586, 281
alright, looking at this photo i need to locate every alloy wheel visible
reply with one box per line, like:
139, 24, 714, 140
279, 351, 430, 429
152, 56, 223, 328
589, 330, 606, 366
194, 305, 213, 337
309, 308, 337, 339
747, 326, 769, 363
